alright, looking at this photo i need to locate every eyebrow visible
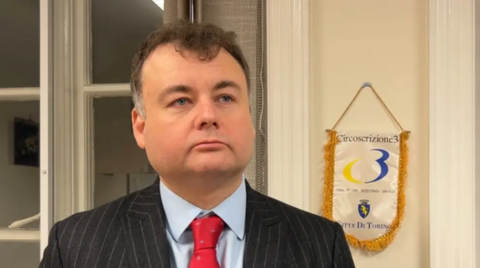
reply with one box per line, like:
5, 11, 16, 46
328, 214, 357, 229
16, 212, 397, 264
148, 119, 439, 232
213, 80, 241, 91
159, 80, 241, 101
159, 84, 192, 101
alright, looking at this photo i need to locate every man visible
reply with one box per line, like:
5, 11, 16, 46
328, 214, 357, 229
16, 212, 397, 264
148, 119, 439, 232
39, 21, 355, 268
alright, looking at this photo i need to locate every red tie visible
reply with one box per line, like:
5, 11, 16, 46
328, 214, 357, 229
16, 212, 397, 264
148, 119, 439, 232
189, 215, 224, 268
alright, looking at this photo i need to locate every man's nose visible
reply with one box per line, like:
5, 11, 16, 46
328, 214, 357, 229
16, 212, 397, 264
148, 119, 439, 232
194, 99, 219, 129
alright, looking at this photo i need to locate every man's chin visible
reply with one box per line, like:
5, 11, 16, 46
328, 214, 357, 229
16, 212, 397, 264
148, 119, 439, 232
186, 162, 239, 177
190, 166, 232, 176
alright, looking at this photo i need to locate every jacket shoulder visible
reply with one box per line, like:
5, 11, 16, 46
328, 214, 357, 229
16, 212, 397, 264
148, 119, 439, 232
53, 188, 144, 246
260, 193, 344, 243
265, 194, 337, 223
259, 193, 355, 266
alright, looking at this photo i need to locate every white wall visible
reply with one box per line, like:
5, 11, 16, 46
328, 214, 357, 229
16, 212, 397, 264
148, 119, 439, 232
0, 101, 40, 268
309, 1, 429, 267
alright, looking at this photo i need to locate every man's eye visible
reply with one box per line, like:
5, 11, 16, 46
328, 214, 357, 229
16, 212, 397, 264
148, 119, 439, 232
219, 96, 233, 103
175, 98, 188, 106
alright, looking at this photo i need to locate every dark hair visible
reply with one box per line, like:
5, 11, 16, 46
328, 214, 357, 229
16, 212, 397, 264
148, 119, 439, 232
130, 20, 250, 115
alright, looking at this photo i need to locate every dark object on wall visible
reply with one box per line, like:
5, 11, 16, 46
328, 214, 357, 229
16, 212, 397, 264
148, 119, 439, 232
14, 118, 39, 167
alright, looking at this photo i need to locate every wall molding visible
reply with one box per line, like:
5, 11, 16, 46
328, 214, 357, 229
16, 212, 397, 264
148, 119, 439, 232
266, 0, 310, 211
429, 0, 476, 267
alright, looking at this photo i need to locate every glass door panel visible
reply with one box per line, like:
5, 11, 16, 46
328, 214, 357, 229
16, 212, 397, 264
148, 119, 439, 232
0, 0, 39, 88
93, 96, 156, 208
0, 0, 45, 266
90, 0, 164, 84
0, 100, 41, 268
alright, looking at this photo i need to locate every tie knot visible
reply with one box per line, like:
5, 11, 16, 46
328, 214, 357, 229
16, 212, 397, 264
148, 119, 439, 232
190, 215, 224, 251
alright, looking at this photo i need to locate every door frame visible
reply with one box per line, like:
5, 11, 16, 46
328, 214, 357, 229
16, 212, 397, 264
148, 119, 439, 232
39, 0, 54, 253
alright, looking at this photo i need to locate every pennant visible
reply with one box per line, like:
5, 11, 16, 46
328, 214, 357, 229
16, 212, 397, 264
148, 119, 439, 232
321, 83, 410, 252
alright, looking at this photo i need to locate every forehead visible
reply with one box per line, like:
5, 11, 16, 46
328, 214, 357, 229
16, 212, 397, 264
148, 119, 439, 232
142, 44, 246, 86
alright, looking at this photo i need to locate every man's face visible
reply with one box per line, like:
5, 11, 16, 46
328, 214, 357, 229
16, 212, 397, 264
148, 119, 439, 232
132, 44, 255, 180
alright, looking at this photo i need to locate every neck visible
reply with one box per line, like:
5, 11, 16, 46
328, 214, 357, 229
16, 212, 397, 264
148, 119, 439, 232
160, 174, 243, 210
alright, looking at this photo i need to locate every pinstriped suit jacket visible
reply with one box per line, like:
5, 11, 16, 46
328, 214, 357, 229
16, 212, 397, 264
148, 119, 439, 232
39, 180, 355, 268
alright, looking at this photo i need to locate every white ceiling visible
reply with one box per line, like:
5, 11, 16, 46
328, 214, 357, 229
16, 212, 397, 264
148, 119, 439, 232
0, 0, 163, 88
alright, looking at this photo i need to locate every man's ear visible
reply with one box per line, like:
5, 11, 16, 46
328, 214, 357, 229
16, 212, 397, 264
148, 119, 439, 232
131, 102, 135, 136
131, 107, 146, 149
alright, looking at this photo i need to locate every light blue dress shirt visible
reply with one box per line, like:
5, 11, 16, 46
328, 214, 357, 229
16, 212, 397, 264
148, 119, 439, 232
159, 179, 246, 268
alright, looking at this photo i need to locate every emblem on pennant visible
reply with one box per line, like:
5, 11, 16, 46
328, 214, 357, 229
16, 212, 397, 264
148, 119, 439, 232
358, 200, 370, 219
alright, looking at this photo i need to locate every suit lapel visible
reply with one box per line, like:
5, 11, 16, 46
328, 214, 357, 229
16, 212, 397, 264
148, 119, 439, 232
243, 184, 287, 268
122, 180, 171, 268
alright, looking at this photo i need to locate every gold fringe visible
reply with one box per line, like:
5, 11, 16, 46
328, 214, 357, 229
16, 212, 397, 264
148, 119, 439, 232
322, 131, 410, 252
321, 130, 338, 220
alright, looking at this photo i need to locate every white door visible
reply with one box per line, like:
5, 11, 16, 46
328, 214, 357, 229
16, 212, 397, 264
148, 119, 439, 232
0, 0, 53, 266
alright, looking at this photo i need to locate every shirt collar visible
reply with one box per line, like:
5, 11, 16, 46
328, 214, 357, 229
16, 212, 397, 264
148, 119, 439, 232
159, 178, 247, 242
